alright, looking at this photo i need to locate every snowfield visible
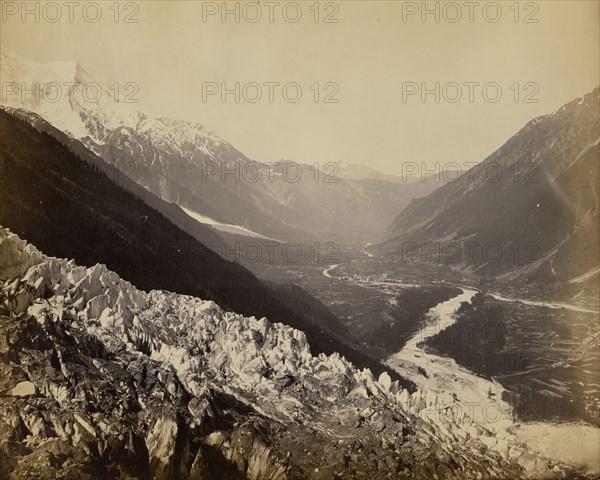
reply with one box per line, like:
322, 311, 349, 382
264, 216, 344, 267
180, 205, 279, 240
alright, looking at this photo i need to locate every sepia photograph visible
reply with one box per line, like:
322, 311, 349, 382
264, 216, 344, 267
0, 1, 599, 478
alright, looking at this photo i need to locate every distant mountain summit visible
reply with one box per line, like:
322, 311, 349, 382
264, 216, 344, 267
375, 87, 600, 300
336, 160, 405, 183
1, 47, 140, 139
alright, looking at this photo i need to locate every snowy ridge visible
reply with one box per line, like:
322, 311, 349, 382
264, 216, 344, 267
180, 206, 279, 241
0, 47, 227, 163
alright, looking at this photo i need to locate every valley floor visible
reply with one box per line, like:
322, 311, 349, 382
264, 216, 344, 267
254, 250, 600, 477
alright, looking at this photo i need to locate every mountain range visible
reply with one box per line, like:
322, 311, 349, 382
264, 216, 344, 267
0, 47, 444, 247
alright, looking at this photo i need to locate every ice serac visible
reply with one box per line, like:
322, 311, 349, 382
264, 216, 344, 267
0, 226, 559, 479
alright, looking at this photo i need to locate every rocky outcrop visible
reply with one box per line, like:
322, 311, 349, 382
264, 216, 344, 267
0, 227, 540, 478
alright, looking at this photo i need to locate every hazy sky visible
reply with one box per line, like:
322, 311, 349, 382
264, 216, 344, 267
1, 0, 599, 175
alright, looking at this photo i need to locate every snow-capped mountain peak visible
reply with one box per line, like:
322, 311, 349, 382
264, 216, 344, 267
0, 47, 227, 160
